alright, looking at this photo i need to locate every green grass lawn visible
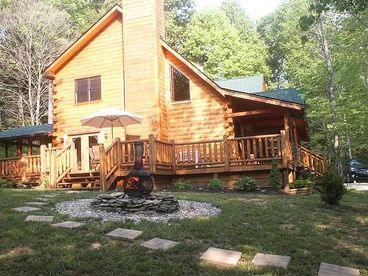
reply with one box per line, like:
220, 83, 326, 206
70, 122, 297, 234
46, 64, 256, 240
0, 189, 367, 275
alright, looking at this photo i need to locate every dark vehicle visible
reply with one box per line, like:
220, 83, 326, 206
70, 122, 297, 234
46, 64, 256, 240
346, 159, 368, 182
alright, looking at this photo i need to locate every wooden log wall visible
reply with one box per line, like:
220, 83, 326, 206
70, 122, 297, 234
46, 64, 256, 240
52, 13, 124, 146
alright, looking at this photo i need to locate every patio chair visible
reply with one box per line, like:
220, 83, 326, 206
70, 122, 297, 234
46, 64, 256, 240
89, 145, 101, 170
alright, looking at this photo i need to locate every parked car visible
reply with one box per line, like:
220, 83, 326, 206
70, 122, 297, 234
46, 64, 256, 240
346, 159, 368, 182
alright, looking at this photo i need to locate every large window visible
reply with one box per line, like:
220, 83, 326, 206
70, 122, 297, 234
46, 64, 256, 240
75, 76, 101, 103
170, 65, 190, 102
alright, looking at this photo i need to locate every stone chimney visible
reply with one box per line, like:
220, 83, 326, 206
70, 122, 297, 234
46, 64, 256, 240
122, 0, 167, 140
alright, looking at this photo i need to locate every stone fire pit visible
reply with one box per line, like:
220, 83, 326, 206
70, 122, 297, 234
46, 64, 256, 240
91, 192, 179, 213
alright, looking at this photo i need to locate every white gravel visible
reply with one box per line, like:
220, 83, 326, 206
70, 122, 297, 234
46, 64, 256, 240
55, 199, 221, 223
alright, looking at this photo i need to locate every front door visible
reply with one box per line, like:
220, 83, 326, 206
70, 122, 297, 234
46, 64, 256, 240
71, 134, 99, 172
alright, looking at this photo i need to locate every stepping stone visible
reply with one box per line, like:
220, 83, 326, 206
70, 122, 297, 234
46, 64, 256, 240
65, 191, 83, 194
252, 253, 290, 269
34, 198, 50, 201
51, 221, 85, 229
106, 228, 143, 241
91, 242, 102, 250
141, 238, 179, 251
42, 194, 59, 198
200, 247, 242, 267
318, 262, 360, 276
13, 207, 41, 212
25, 215, 54, 223
26, 202, 48, 206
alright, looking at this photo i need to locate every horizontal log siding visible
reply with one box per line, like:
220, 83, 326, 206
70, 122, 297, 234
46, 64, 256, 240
165, 51, 227, 142
53, 16, 124, 145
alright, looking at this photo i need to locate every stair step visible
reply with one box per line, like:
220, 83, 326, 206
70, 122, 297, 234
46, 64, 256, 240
63, 176, 100, 182
68, 172, 100, 177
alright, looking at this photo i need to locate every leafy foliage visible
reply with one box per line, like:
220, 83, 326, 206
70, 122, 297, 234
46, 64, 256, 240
180, 3, 270, 79
234, 177, 257, 192
319, 169, 346, 205
269, 159, 281, 188
289, 178, 314, 189
209, 179, 224, 191
174, 179, 192, 190
0, 178, 16, 188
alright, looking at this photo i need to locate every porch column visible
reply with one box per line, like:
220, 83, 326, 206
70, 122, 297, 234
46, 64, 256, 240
27, 137, 32, 156
16, 138, 22, 157
283, 113, 295, 188
283, 113, 292, 163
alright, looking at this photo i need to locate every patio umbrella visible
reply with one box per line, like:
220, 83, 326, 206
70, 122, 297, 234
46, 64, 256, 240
80, 108, 142, 139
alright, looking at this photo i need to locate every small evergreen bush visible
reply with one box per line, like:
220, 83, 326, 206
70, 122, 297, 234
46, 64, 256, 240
235, 177, 257, 192
209, 179, 223, 191
269, 159, 281, 188
319, 170, 346, 206
0, 178, 16, 188
174, 180, 192, 190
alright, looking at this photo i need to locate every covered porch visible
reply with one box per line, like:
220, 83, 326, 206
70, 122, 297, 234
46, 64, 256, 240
0, 124, 53, 184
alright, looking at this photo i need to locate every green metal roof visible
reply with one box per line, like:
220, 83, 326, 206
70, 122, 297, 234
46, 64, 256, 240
216, 75, 265, 93
254, 88, 304, 105
0, 124, 53, 140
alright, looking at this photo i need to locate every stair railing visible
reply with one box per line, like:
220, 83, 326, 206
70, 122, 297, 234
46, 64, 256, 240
48, 143, 77, 189
298, 145, 327, 175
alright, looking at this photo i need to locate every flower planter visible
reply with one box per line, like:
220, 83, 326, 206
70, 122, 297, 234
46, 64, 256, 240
285, 187, 312, 195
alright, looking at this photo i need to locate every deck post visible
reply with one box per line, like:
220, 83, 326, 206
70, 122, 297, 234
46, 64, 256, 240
280, 130, 287, 168
21, 154, 27, 183
40, 145, 47, 176
170, 140, 176, 174
99, 144, 106, 192
116, 138, 122, 174
223, 135, 230, 171
148, 134, 157, 174
50, 149, 57, 190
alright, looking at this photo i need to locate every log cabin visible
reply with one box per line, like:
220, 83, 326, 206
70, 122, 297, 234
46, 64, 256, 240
0, 1, 327, 192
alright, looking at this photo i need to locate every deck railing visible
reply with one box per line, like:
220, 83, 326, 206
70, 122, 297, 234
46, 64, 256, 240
0, 157, 22, 178
298, 146, 327, 175
0, 155, 42, 180
25, 155, 41, 175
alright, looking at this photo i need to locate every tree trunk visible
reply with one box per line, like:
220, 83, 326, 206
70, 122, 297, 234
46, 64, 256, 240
317, 7, 342, 173
48, 81, 53, 124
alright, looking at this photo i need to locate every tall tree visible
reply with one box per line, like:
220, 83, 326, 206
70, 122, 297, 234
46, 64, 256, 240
164, 0, 195, 50
181, 7, 270, 80
0, 0, 73, 127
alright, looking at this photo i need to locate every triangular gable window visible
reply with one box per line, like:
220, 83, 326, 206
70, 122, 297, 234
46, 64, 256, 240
170, 65, 190, 102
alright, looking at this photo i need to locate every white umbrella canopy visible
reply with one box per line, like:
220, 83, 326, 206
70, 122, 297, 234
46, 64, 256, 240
80, 108, 142, 139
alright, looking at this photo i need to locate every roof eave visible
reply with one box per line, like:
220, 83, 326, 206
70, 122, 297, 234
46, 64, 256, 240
224, 89, 304, 110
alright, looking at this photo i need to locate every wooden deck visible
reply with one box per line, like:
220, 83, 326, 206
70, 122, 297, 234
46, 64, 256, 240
0, 132, 327, 190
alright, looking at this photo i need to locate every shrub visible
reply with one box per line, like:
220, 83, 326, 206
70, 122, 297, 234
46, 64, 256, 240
174, 180, 192, 190
319, 170, 346, 206
209, 179, 223, 191
0, 178, 16, 188
235, 177, 257, 192
289, 178, 314, 189
269, 159, 281, 188
39, 176, 50, 190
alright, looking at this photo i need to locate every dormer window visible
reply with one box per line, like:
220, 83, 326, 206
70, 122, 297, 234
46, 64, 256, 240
75, 76, 101, 103
170, 66, 190, 102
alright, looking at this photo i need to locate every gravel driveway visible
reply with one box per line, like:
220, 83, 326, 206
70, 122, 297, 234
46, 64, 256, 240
346, 183, 368, 191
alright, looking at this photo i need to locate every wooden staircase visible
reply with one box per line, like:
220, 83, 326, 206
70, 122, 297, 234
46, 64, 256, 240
58, 171, 101, 190
297, 146, 327, 176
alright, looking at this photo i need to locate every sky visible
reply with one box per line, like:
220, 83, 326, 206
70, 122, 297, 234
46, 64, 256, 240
195, 0, 283, 21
